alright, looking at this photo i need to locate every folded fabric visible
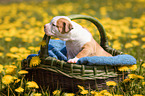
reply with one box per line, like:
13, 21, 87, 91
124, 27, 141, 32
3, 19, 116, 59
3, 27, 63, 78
27, 39, 67, 61
27, 39, 136, 66
48, 46, 67, 61
77, 54, 136, 66
47, 39, 67, 61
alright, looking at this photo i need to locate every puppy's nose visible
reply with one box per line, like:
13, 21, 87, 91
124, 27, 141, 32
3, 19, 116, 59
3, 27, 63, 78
44, 24, 47, 28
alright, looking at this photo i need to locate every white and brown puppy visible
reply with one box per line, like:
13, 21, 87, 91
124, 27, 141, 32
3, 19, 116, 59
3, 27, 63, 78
44, 16, 112, 63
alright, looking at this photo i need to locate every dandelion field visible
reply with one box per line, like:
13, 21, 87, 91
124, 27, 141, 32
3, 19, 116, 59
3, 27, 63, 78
0, 0, 145, 95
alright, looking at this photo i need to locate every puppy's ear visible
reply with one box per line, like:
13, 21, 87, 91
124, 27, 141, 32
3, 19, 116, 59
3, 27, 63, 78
57, 18, 73, 33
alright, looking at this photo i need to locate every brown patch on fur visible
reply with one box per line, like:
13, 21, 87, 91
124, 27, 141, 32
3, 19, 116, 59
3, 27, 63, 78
76, 38, 112, 58
57, 18, 73, 34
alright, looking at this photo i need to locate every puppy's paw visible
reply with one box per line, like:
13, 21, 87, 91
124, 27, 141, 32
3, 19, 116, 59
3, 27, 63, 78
67, 57, 79, 63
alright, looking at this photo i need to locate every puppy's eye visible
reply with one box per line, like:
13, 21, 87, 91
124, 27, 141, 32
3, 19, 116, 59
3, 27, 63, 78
52, 23, 55, 26
52, 23, 59, 28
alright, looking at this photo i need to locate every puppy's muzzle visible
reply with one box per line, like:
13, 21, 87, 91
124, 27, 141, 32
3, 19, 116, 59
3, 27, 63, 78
44, 23, 54, 36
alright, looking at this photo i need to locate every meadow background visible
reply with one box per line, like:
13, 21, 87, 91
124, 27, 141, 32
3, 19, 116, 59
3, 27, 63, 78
0, 0, 145, 96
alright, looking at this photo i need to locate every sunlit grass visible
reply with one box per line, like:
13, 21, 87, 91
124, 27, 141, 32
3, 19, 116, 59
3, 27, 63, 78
0, 0, 145, 95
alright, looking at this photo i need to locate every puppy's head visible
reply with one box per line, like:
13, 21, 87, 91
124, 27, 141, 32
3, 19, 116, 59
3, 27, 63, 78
44, 16, 73, 41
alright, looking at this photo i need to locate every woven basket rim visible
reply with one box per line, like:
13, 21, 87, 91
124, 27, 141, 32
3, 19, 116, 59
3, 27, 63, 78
22, 56, 123, 80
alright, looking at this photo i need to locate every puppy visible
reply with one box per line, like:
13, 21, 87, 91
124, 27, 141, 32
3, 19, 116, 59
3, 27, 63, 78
44, 16, 112, 63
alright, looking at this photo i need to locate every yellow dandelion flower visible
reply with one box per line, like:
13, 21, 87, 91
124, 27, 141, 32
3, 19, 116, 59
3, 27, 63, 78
91, 91, 100, 95
30, 56, 41, 67
130, 35, 138, 39
100, 90, 108, 94
137, 0, 145, 2
0, 52, 3, 57
5, 37, 12, 42
123, 78, 131, 83
125, 43, 133, 48
104, 92, 113, 96
26, 81, 39, 88
0, 64, 4, 73
141, 37, 145, 41
53, 90, 61, 95
128, 74, 136, 79
100, 7, 107, 16
94, 94, 103, 96
136, 75, 144, 79
0, 46, 4, 51
15, 79, 21, 83
114, 95, 123, 96
80, 89, 88, 95
6, 53, 14, 58
131, 40, 140, 46
12, 62, 15, 65
39, 40, 46, 47
51, 8, 58, 15
34, 47, 40, 52
35, 37, 40, 41
55, 38, 60, 40
133, 94, 143, 96
99, 90, 112, 96
18, 47, 27, 53
77, 85, 85, 90
15, 87, 24, 93
112, 43, 121, 50
91, 91, 97, 94
141, 45, 145, 49
18, 70, 28, 75
4, 65, 17, 69
128, 64, 137, 71
11, 54, 20, 59
13, 76, 18, 80
5, 67, 15, 74
112, 40, 121, 50
106, 81, 117, 86
33, 93, 42, 96
64, 93, 75, 96
2, 75, 14, 85
128, 74, 144, 79
142, 63, 145, 68
28, 46, 35, 50
142, 82, 145, 85
10, 47, 19, 53
118, 66, 129, 71
4, 65, 17, 74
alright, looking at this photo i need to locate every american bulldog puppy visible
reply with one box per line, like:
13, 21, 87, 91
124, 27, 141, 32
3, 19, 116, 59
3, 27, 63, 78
44, 16, 112, 63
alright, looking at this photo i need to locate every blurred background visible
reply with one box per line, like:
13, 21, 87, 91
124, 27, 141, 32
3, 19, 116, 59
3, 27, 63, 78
0, 0, 145, 64
1, 0, 145, 19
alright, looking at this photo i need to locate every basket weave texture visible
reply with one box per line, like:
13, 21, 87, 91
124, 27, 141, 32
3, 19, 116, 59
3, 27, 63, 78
22, 57, 126, 92
22, 15, 127, 92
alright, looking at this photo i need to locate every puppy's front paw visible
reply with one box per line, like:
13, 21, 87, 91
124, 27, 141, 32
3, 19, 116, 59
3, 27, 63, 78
67, 57, 79, 63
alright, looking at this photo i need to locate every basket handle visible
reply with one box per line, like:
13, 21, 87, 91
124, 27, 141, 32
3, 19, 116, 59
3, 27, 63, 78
39, 34, 50, 61
39, 15, 123, 60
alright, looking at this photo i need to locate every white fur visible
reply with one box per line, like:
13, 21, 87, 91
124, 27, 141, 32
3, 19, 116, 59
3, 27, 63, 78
44, 16, 92, 61
67, 57, 79, 63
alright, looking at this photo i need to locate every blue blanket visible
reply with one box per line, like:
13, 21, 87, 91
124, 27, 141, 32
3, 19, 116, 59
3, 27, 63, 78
28, 39, 67, 61
77, 55, 136, 65
27, 39, 136, 65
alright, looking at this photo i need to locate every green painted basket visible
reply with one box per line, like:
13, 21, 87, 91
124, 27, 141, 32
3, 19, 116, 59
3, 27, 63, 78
22, 15, 127, 92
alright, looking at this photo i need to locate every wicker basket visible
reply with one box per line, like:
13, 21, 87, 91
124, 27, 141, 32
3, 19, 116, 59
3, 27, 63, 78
22, 15, 127, 92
